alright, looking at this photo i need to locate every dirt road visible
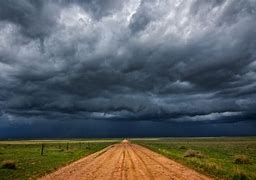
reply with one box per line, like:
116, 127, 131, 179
40, 140, 211, 180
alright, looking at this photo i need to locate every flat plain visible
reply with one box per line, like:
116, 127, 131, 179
0, 137, 255, 179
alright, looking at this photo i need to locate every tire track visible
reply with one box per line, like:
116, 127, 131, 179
129, 143, 155, 180
82, 144, 121, 179
120, 149, 126, 180
126, 146, 137, 180
132, 144, 180, 179
109, 145, 126, 179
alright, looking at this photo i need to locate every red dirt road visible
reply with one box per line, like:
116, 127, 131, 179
40, 140, 211, 180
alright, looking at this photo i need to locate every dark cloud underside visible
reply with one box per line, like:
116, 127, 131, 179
0, 0, 256, 137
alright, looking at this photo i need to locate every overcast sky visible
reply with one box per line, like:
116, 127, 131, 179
0, 0, 256, 138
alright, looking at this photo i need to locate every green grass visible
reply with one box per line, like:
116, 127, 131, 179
0, 140, 118, 180
133, 137, 256, 180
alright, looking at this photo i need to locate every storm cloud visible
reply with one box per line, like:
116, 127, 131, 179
0, 0, 256, 137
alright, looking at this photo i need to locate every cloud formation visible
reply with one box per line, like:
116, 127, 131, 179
0, 0, 256, 130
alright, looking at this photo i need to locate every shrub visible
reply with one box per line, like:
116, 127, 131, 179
233, 169, 249, 180
184, 149, 204, 158
1, 160, 16, 169
179, 145, 187, 150
234, 155, 250, 164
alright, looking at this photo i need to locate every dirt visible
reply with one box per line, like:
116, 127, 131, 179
40, 140, 212, 180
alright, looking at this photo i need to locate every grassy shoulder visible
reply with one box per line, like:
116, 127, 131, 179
133, 137, 256, 180
0, 140, 118, 179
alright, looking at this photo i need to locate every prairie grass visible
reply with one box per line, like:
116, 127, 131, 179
0, 140, 117, 179
134, 137, 256, 179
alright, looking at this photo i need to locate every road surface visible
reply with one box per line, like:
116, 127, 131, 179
40, 140, 211, 180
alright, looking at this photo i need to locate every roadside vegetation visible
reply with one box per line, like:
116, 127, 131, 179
134, 137, 256, 180
0, 139, 118, 179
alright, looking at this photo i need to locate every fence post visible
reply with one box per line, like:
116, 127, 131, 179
86, 142, 90, 149
66, 143, 69, 151
41, 144, 45, 156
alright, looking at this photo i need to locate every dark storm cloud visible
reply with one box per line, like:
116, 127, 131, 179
0, 0, 256, 131
70, 0, 126, 19
0, 0, 60, 39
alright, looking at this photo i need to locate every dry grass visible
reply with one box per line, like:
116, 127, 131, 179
184, 149, 204, 158
1, 160, 16, 169
234, 155, 250, 164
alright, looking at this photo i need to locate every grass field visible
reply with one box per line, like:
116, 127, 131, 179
133, 137, 256, 180
0, 139, 118, 179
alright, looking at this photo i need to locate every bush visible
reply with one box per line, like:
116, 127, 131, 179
233, 169, 249, 180
179, 146, 187, 150
184, 149, 204, 158
1, 160, 16, 169
234, 155, 250, 164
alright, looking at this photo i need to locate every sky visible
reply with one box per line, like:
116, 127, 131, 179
0, 0, 256, 138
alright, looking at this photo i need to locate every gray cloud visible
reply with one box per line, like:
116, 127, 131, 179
0, 0, 256, 132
